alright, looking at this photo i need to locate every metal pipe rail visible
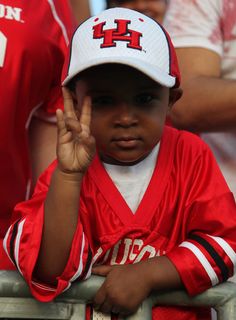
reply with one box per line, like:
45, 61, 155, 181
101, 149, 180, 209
0, 271, 236, 319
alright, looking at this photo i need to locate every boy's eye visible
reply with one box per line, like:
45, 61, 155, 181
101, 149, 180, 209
135, 93, 154, 105
92, 96, 113, 106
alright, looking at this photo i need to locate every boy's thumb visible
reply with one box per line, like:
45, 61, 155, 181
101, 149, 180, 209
92, 265, 112, 276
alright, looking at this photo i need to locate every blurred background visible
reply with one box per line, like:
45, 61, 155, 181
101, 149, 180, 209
90, 0, 105, 14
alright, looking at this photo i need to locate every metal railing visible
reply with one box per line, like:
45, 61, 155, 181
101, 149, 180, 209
0, 270, 236, 319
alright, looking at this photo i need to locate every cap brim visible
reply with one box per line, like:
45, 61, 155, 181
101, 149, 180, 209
62, 56, 176, 88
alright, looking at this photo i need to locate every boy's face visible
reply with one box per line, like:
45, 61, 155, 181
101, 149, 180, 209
74, 64, 177, 166
107, 0, 167, 23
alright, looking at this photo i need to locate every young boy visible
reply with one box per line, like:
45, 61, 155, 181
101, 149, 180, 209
4, 7, 236, 320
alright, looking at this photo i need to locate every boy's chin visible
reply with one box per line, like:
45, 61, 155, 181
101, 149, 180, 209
101, 153, 151, 166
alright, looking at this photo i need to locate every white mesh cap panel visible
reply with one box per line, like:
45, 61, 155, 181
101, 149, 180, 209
63, 8, 178, 87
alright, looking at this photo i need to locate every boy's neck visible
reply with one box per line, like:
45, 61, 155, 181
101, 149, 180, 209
101, 143, 160, 167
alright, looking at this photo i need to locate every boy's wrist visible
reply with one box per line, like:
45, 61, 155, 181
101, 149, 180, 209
55, 166, 85, 183
143, 256, 183, 292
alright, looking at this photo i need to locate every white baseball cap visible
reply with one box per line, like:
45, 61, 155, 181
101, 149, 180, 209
62, 7, 180, 88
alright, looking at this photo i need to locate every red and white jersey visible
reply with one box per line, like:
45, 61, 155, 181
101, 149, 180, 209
0, 1, 75, 250
4, 127, 236, 320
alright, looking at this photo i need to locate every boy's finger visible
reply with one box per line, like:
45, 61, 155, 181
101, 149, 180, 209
56, 109, 67, 134
92, 265, 112, 276
56, 109, 67, 137
93, 285, 106, 309
99, 300, 113, 314
65, 118, 82, 134
62, 87, 77, 119
80, 96, 92, 131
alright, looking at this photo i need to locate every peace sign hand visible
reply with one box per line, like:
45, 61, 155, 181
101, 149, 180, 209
56, 87, 96, 174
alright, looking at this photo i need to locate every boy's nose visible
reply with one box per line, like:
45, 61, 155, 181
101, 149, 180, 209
114, 103, 138, 127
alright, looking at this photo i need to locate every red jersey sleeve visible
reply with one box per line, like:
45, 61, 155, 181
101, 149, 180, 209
166, 144, 236, 296
3, 161, 94, 302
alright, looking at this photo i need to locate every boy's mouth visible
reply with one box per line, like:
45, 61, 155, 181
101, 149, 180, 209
113, 136, 140, 148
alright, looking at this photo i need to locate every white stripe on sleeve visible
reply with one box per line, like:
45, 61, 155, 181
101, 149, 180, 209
31, 281, 57, 292
208, 235, 236, 272
180, 241, 219, 286
14, 219, 26, 275
84, 247, 103, 280
70, 232, 85, 282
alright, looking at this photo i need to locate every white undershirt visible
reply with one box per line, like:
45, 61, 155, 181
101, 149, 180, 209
103, 143, 160, 213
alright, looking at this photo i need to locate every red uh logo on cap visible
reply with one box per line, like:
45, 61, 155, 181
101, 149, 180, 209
93, 19, 142, 50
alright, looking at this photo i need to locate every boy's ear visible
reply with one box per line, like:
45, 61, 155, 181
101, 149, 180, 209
168, 87, 183, 109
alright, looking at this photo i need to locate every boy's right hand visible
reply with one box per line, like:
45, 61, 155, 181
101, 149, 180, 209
56, 87, 96, 174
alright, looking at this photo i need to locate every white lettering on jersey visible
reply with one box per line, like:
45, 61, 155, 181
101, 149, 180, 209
129, 239, 143, 261
0, 31, 7, 67
119, 238, 133, 264
133, 245, 156, 263
97, 238, 166, 266
0, 5, 23, 22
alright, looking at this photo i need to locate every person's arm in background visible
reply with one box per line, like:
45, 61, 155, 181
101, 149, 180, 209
164, 0, 236, 133
29, 0, 91, 190
29, 118, 57, 188
70, 0, 91, 24
170, 47, 236, 132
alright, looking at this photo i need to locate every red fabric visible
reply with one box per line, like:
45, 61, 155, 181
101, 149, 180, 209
5, 127, 236, 320
0, 239, 15, 270
0, 0, 75, 267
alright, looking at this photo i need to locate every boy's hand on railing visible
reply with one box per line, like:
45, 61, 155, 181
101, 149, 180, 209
56, 88, 96, 175
92, 261, 154, 316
